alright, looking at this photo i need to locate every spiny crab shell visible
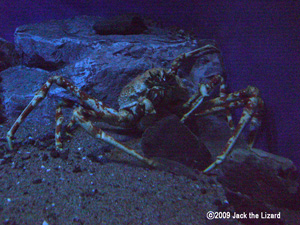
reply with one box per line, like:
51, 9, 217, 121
118, 68, 188, 110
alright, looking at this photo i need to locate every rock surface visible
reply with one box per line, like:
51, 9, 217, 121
1, 16, 224, 124
0, 38, 20, 72
0, 37, 21, 123
219, 147, 300, 209
197, 114, 300, 224
1, 66, 53, 121
141, 114, 212, 171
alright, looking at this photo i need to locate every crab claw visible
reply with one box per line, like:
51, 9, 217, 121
138, 97, 156, 115
199, 84, 209, 97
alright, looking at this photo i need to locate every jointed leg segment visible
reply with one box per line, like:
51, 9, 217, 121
180, 74, 226, 122
70, 106, 157, 166
195, 86, 264, 173
170, 44, 221, 76
55, 105, 64, 151
177, 71, 264, 173
6, 76, 158, 168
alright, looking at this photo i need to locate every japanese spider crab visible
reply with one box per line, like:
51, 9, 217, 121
6, 44, 264, 173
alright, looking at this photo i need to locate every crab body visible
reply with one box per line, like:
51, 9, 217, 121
118, 68, 188, 111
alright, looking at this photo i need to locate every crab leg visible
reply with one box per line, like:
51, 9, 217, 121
170, 44, 223, 122
180, 74, 226, 122
225, 110, 235, 130
6, 76, 134, 150
203, 106, 253, 173
55, 105, 64, 151
247, 111, 262, 149
69, 106, 158, 167
195, 92, 264, 173
197, 99, 263, 149
198, 97, 263, 144
64, 108, 98, 137
170, 44, 220, 76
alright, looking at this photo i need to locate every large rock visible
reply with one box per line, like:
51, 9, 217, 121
0, 38, 20, 72
195, 114, 247, 159
196, 114, 300, 213
141, 114, 212, 171
219, 147, 300, 209
0, 38, 21, 124
13, 15, 200, 71
1, 66, 54, 123
14, 16, 100, 70
2, 15, 224, 123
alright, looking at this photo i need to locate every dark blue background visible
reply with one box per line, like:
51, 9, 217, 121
1, 0, 299, 166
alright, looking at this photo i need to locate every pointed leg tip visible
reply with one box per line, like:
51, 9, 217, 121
203, 158, 223, 174
6, 136, 13, 151
203, 165, 213, 174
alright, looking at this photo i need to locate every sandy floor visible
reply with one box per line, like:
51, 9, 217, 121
1, 110, 300, 225
0, 117, 243, 225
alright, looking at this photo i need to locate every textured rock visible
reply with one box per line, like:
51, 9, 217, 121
185, 39, 224, 93
1, 66, 54, 123
141, 114, 212, 170
13, 15, 202, 72
0, 37, 20, 72
194, 114, 300, 213
218, 147, 300, 210
195, 114, 247, 159
14, 16, 100, 70
2, 15, 224, 122
224, 189, 285, 225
